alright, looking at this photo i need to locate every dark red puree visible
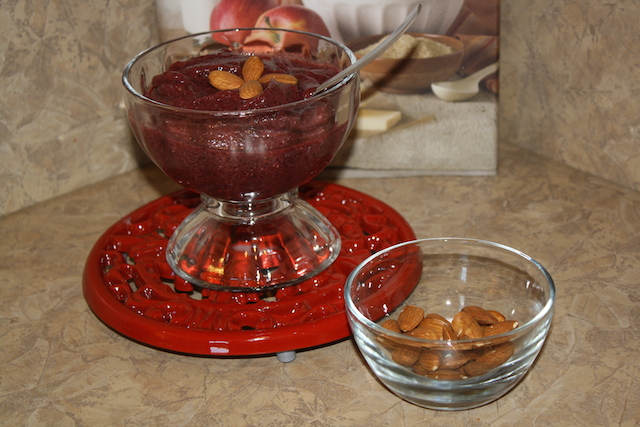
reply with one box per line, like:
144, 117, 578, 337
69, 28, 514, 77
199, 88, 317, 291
137, 49, 347, 201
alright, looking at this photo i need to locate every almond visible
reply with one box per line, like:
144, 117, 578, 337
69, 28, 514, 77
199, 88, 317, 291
412, 362, 431, 376
416, 350, 441, 372
242, 56, 265, 82
259, 73, 299, 85
447, 340, 477, 351
419, 316, 450, 331
405, 327, 441, 340
208, 70, 244, 90
441, 323, 458, 341
462, 306, 499, 325
397, 305, 424, 332
380, 318, 401, 334
463, 341, 515, 377
487, 310, 506, 322
377, 319, 404, 349
483, 320, 519, 337
452, 311, 483, 339
439, 351, 474, 370
239, 80, 263, 99
425, 313, 449, 323
391, 345, 421, 366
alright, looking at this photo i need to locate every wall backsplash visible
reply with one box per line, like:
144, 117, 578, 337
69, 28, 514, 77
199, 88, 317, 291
0, 0, 158, 216
500, 0, 640, 193
1, 0, 638, 216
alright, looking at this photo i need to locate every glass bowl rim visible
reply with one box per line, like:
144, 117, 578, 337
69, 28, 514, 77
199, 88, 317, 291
344, 237, 556, 344
122, 27, 358, 117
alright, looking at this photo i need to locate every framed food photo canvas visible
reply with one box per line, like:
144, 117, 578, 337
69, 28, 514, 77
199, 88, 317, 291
155, 0, 499, 176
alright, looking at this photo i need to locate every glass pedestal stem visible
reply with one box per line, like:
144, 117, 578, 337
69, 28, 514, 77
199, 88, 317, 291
166, 189, 341, 292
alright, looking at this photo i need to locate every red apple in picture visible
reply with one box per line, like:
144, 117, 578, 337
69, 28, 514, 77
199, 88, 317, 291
244, 5, 331, 53
210, 0, 277, 45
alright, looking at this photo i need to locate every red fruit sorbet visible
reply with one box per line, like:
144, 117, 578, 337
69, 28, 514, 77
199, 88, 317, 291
133, 49, 349, 201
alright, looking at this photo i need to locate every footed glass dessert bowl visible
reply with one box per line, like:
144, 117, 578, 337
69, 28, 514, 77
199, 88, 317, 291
123, 28, 360, 292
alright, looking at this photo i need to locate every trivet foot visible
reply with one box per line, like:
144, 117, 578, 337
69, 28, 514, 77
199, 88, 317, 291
276, 351, 297, 363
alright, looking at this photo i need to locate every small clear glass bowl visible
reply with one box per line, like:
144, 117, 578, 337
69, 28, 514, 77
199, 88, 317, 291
345, 238, 555, 410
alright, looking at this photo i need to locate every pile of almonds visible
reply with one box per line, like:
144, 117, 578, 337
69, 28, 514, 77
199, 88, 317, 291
379, 305, 519, 380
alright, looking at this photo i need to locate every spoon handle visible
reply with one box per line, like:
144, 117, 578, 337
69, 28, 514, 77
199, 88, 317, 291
467, 62, 499, 84
313, 4, 421, 95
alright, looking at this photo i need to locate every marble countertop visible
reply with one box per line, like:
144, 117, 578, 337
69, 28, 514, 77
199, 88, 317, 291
2, 143, 639, 425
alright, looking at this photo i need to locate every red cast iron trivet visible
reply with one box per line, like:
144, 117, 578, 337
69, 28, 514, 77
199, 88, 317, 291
83, 181, 416, 359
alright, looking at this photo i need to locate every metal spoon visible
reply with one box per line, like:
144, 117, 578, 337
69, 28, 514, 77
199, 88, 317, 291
430, 62, 499, 102
313, 4, 421, 95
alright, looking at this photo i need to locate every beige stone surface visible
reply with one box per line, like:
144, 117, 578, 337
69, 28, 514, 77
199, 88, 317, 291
2, 144, 640, 425
500, 0, 640, 193
0, 0, 158, 216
